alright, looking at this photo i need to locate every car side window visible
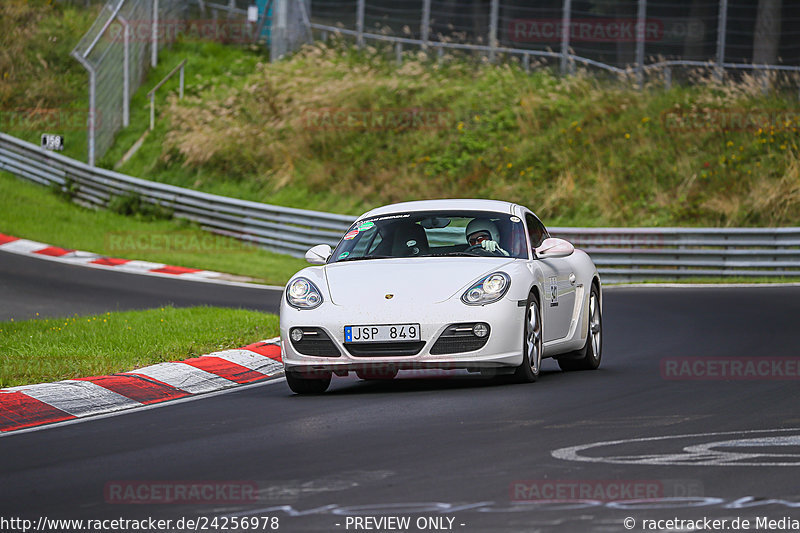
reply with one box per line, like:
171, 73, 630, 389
525, 214, 547, 249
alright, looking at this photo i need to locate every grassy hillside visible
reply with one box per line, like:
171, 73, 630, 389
0, 0, 98, 161
0, 170, 308, 284
3, 4, 799, 229
106, 40, 800, 227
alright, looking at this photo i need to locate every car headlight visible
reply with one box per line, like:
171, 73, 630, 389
286, 277, 323, 309
461, 272, 510, 305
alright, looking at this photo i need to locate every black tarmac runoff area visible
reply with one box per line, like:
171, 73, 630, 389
0, 250, 282, 320
1, 250, 799, 532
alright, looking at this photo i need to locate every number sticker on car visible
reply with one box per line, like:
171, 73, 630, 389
344, 324, 420, 343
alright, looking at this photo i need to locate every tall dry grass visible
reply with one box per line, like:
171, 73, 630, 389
147, 40, 800, 226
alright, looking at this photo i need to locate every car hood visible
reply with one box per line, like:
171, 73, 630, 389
323, 257, 516, 306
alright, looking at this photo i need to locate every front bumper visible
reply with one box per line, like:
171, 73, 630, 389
280, 296, 524, 374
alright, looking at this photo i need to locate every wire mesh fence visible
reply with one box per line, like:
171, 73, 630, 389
68, 0, 799, 166
306, 0, 800, 79
70, 0, 267, 166
71, 0, 186, 166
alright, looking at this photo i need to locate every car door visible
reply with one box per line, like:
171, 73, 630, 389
525, 213, 575, 341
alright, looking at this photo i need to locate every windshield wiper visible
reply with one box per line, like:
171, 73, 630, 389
333, 255, 394, 263
422, 252, 482, 257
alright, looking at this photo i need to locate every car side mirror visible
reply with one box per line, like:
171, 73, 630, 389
535, 237, 574, 259
305, 244, 332, 265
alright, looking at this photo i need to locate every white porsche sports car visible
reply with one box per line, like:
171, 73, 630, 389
279, 199, 602, 394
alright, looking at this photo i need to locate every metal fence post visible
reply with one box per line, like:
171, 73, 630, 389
86, 68, 96, 167
271, 0, 287, 61
120, 15, 130, 128
151, 0, 159, 68
488, 0, 499, 63
356, 0, 365, 48
71, 52, 96, 166
420, 0, 431, 51
150, 93, 155, 131
560, 0, 571, 74
715, 0, 728, 82
636, 0, 646, 89
396, 42, 403, 64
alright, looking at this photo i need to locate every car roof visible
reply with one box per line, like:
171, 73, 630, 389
360, 199, 521, 219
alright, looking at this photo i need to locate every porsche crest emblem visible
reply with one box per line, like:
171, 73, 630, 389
385, 294, 394, 299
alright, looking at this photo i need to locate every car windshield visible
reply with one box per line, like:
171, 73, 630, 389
329, 211, 529, 262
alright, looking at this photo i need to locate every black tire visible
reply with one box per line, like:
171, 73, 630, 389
557, 283, 602, 371
514, 291, 542, 383
285, 370, 331, 394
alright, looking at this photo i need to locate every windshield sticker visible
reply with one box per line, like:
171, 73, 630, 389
371, 213, 411, 222
338, 251, 350, 259
548, 276, 559, 307
510, 216, 521, 223
358, 221, 375, 231
344, 229, 359, 240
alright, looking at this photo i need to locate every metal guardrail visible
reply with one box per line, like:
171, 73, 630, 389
1, 132, 799, 282
0, 133, 353, 256
548, 227, 800, 282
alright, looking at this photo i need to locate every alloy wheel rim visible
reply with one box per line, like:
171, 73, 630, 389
589, 292, 601, 359
527, 300, 542, 374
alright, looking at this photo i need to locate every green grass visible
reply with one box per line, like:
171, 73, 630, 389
0, 306, 279, 388
105, 40, 800, 227
0, 170, 308, 285
0, 0, 99, 161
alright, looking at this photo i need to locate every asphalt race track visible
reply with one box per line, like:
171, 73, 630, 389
1, 252, 799, 532
0, 250, 282, 320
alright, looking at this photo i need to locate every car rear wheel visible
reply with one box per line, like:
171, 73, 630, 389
514, 292, 542, 383
285, 370, 331, 394
557, 283, 602, 371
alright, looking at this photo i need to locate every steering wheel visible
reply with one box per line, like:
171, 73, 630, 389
465, 243, 502, 256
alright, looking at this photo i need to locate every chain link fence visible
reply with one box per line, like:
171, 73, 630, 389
70, 0, 269, 166
305, 0, 800, 81
71, 0, 186, 166
69, 0, 798, 166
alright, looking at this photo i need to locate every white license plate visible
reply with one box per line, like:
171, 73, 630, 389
344, 324, 420, 343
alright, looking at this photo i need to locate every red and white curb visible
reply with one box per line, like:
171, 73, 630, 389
0, 338, 283, 434
0, 233, 264, 285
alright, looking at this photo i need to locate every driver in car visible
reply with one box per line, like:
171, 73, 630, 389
466, 218, 510, 256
